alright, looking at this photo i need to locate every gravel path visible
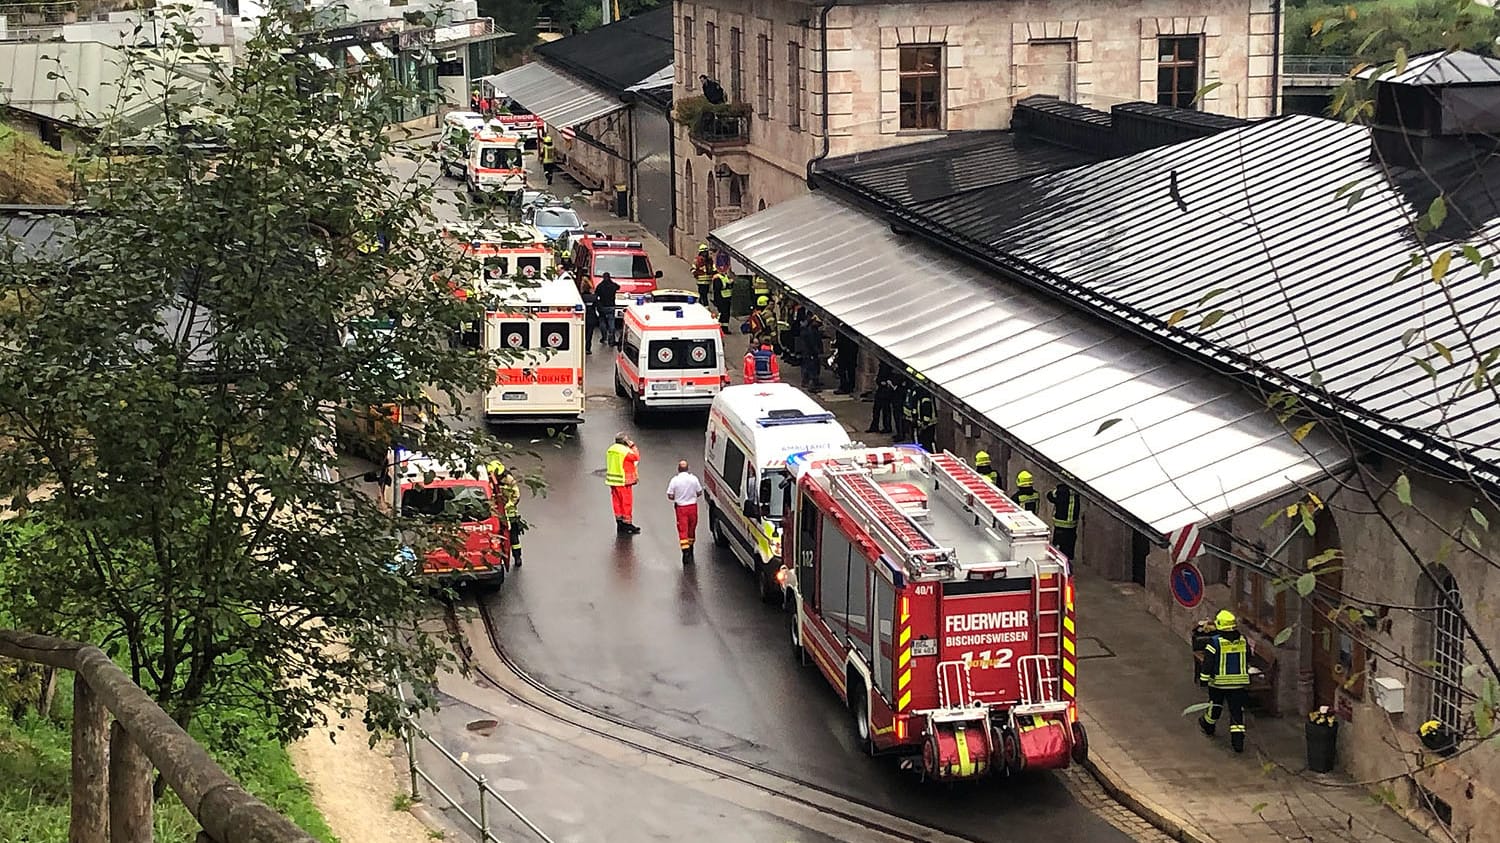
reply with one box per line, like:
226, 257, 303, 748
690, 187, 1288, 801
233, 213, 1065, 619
290, 706, 436, 843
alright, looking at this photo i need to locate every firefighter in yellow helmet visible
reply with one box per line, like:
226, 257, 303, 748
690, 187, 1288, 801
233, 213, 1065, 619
1198, 609, 1251, 752
973, 451, 999, 486
487, 460, 524, 567
539, 133, 558, 185
1013, 470, 1039, 514
692, 244, 714, 305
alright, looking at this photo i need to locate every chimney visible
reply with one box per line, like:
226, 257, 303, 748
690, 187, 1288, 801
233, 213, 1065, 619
1366, 51, 1500, 170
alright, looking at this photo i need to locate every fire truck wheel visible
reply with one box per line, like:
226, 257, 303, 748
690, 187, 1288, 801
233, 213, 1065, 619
1070, 722, 1089, 765
848, 676, 874, 755
995, 727, 1022, 776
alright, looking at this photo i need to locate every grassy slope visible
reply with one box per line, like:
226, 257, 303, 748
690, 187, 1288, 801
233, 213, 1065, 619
0, 123, 74, 205
0, 675, 338, 843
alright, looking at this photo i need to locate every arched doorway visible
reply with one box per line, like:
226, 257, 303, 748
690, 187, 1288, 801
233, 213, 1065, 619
1306, 510, 1364, 707
758, 198, 766, 211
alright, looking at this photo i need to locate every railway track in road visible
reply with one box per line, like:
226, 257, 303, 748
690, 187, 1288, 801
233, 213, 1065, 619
446, 597, 1168, 843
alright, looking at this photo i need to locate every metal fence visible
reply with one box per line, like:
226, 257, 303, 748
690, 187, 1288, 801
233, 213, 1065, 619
397, 686, 554, 843
1282, 55, 1359, 77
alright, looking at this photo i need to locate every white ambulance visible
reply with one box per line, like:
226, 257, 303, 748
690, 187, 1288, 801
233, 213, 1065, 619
484, 273, 587, 430
613, 299, 726, 422
704, 383, 852, 603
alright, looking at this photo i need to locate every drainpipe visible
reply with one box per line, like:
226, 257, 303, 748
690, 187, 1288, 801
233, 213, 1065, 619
1270, 0, 1283, 116
804, 0, 839, 188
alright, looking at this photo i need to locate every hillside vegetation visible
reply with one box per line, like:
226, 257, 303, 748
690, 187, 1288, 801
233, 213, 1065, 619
0, 124, 73, 205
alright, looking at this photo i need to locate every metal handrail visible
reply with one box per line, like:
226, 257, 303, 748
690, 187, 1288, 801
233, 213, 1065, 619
0, 630, 315, 843
1282, 55, 1358, 76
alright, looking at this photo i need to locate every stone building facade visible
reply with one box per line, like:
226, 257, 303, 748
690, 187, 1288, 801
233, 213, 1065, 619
671, 0, 1281, 255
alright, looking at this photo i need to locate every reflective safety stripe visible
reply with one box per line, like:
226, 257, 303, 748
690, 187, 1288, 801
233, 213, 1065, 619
1212, 637, 1251, 688
953, 727, 976, 777
1053, 491, 1079, 529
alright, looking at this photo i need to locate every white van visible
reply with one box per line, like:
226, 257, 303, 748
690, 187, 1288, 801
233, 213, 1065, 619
704, 383, 852, 603
438, 111, 487, 178
614, 300, 726, 421
485, 274, 587, 429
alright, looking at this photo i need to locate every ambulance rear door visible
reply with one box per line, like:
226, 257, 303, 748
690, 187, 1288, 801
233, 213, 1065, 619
639, 327, 724, 405
484, 301, 586, 424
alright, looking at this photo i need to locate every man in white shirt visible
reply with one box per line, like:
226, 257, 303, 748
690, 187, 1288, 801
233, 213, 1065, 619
665, 459, 705, 563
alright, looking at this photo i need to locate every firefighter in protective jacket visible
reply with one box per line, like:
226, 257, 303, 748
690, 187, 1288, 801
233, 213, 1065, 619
487, 461, 524, 567
693, 244, 714, 304
744, 342, 781, 384
1198, 609, 1252, 753
1014, 470, 1040, 514
974, 451, 999, 486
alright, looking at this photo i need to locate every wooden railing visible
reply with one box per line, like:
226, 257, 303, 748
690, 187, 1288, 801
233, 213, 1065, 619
0, 630, 315, 843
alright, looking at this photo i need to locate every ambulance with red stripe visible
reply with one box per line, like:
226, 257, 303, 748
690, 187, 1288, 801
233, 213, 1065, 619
484, 273, 587, 429
614, 299, 727, 421
785, 444, 1087, 782
466, 127, 526, 201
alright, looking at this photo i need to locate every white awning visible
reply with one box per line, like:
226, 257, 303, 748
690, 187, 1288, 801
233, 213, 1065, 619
370, 42, 396, 60
346, 45, 367, 64
478, 61, 624, 129
712, 193, 1348, 535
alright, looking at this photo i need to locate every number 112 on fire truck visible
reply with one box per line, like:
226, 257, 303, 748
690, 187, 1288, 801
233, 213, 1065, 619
784, 445, 1088, 782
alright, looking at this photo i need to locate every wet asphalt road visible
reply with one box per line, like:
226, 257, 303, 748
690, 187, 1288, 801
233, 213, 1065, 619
476, 348, 1135, 842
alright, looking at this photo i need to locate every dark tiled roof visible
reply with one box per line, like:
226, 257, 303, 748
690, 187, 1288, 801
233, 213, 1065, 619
534, 7, 672, 95
818, 131, 1101, 206
1111, 101, 1247, 130
851, 114, 1500, 484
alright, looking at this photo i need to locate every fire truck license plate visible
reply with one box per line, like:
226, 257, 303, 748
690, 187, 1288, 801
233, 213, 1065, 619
912, 638, 937, 657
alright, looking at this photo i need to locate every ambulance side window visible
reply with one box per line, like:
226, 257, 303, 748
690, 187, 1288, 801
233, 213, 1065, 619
819, 520, 852, 639
622, 335, 641, 364
798, 492, 819, 611
720, 440, 745, 499
540, 322, 569, 351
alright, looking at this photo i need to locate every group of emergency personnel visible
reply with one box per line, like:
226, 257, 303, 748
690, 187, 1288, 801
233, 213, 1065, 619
691, 243, 735, 328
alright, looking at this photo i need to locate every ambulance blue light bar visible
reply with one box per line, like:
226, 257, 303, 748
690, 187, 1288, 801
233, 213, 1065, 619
757, 411, 837, 428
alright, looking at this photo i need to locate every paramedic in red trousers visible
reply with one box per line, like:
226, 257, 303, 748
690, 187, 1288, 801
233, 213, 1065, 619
1198, 610, 1252, 753
743, 341, 780, 384
666, 460, 704, 563
605, 433, 641, 534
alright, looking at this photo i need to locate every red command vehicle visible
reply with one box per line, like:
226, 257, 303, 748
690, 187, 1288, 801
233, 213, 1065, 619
569, 236, 662, 320
382, 449, 510, 587
785, 445, 1086, 781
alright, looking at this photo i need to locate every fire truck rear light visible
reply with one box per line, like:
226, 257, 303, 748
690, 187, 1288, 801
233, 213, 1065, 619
896, 717, 907, 741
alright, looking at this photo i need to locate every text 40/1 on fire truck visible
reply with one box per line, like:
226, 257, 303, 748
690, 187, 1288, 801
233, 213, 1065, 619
785, 445, 1087, 781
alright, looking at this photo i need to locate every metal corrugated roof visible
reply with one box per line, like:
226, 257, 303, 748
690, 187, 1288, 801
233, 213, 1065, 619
0, 42, 209, 129
1359, 50, 1500, 86
712, 193, 1346, 534
818, 131, 1102, 206
912, 115, 1500, 483
478, 61, 624, 128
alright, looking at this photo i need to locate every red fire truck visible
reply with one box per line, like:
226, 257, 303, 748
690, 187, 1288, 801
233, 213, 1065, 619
785, 445, 1087, 781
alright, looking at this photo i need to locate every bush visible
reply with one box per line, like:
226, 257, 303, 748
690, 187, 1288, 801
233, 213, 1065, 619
673, 95, 753, 129
1286, 0, 1500, 59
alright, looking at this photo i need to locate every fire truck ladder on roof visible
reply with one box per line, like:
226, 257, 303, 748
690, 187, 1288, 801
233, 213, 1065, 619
823, 460, 954, 573
928, 451, 1042, 534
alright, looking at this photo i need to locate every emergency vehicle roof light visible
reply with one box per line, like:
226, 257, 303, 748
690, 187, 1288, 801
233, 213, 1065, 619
757, 411, 837, 428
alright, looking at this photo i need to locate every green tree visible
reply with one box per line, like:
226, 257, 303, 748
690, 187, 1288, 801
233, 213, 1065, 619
0, 5, 501, 741
1287, 0, 1500, 59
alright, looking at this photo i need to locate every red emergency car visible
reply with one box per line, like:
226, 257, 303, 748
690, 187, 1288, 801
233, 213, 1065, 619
785, 445, 1087, 781
380, 450, 510, 586
569, 236, 662, 317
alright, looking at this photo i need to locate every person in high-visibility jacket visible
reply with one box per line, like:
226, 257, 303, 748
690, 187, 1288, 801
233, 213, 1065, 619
1014, 470, 1040, 514
747, 295, 770, 343
487, 461, 524, 567
912, 373, 936, 451
743, 341, 781, 384
539, 134, 558, 185
1198, 610, 1252, 753
1047, 482, 1079, 559
711, 270, 734, 329
693, 244, 714, 305
974, 451, 999, 486
605, 433, 641, 534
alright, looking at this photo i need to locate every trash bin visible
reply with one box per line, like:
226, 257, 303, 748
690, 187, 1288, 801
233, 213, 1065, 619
614, 184, 629, 218
1306, 718, 1338, 773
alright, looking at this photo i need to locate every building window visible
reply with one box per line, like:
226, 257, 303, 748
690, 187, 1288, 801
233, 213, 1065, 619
682, 16, 694, 79
1234, 565, 1284, 636
729, 27, 744, 102
706, 22, 718, 80
756, 33, 771, 116
786, 41, 802, 130
1199, 519, 1231, 585
1157, 36, 1201, 109
1432, 572, 1466, 732
1027, 39, 1076, 102
683, 161, 695, 234
898, 45, 944, 130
